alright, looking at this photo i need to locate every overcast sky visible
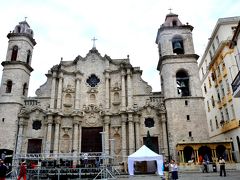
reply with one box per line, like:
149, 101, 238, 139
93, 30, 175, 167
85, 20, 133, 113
0, 0, 240, 96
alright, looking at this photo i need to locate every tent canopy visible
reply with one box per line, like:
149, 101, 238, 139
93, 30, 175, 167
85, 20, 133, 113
128, 145, 163, 175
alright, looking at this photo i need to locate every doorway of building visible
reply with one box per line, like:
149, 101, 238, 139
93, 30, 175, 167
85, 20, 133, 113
27, 139, 42, 153
81, 127, 103, 152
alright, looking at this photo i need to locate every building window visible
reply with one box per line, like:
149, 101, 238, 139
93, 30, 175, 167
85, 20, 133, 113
32, 120, 42, 130
201, 67, 204, 77
212, 43, 216, 52
6, 80, 12, 93
86, 74, 100, 87
210, 119, 213, 131
188, 131, 192, 137
11, 45, 18, 61
204, 83, 207, 93
217, 89, 221, 101
231, 104, 236, 119
176, 70, 190, 96
144, 118, 155, 128
211, 95, 215, 107
226, 79, 230, 92
2, 118, 5, 122
172, 36, 184, 55
217, 66, 221, 76
185, 100, 188, 106
26, 50, 31, 65
221, 84, 225, 97
207, 100, 210, 111
209, 50, 213, 60
23, 83, 27, 96
208, 77, 212, 87
187, 115, 190, 121
225, 108, 230, 121
221, 111, 224, 121
216, 35, 220, 45
215, 116, 219, 129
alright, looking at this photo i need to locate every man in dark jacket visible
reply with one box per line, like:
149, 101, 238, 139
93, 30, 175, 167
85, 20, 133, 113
0, 159, 8, 180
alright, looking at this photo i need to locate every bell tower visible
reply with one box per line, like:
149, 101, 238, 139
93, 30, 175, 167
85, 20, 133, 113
156, 13, 209, 159
0, 20, 36, 152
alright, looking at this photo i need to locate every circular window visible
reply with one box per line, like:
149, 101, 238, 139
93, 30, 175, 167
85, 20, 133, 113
32, 120, 42, 130
86, 74, 100, 87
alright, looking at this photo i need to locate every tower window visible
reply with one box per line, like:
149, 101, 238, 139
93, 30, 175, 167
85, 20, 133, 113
185, 100, 188, 106
11, 45, 18, 61
172, 20, 177, 26
2, 118, 5, 122
26, 50, 31, 64
144, 118, 155, 128
176, 70, 190, 96
172, 36, 184, 55
6, 80, 12, 93
23, 83, 27, 96
188, 131, 192, 137
186, 115, 190, 121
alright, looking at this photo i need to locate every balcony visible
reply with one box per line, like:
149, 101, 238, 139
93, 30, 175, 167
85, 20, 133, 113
232, 71, 240, 97
221, 119, 240, 133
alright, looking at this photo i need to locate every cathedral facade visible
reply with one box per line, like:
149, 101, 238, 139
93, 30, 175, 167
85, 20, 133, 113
2, 13, 233, 167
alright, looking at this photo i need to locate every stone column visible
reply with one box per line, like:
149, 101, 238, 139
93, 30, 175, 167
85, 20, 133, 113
105, 72, 110, 110
161, 113, 168, 156
45, 115, 53, 156
57, 72, 63, 109
75, 74, 81, 110
50, 72, 57, 109
127, 69, 133, 109
53, 116, 61, 156
134, 114, 141, 150
104, 116, 110, 155
121, 114, 127, 161
121, 70, 126, 111
73, 116, 79, 166
16, 118, 25, 155
128, 113, 135, 154
78, 120, 82, 153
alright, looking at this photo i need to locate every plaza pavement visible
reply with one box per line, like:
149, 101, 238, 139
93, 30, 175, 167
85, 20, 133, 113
117, 170, 240, 180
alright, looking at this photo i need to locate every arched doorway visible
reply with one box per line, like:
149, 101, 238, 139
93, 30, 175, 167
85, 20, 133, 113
183, 146, 194, 162
216, 145, 226, 160
198, 146, 212, 163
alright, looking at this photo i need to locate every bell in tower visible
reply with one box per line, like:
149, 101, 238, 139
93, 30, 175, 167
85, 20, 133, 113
173, 41, 184, 54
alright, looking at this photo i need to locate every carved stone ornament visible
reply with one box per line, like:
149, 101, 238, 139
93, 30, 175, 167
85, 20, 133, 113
63, 84, 75, 93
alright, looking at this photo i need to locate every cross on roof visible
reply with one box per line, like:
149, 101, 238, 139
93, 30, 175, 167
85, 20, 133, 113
91, 37, 98, 48
168, 8, 173, 13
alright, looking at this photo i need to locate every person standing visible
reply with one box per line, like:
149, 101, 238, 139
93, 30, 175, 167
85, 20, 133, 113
163, 159, 169, 180
0, 160, 8, 180
202, 159, 208, 173
170, 159, 178, 180
18, 160, 27, 180
219, 157, 226, 177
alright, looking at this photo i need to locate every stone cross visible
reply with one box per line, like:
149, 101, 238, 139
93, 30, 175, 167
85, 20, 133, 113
91, 37, 98, 48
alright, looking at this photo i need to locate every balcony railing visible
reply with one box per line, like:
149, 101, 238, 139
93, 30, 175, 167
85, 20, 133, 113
231, 71, 240, 97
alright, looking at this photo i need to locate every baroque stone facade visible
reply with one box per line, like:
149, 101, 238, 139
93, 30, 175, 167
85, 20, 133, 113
0, 13, 214, 166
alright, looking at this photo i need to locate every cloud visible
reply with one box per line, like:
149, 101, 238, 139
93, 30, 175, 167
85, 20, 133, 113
0, 0, 240, 96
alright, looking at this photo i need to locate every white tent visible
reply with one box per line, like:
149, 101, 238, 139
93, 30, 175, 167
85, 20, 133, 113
127, 145, 163, 175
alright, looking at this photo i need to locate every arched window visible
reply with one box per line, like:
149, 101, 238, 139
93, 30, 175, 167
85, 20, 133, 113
172, 20, 177, 26
176, 70, 190, 96
172, 36, 184, 54
23, 83, 27, 96
26, 50, 31, 64
11, 46, 18, 61
6, 80, 12, 93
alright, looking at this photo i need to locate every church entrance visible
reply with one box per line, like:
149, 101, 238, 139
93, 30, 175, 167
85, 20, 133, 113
27, 139, 42, 153
81, 127, 103, 152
